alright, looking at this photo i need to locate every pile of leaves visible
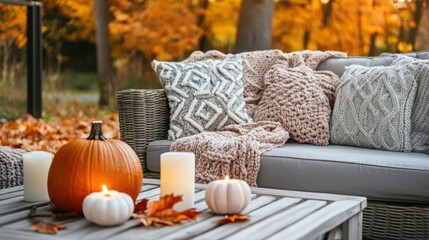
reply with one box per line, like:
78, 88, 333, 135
0, 113, 119, 153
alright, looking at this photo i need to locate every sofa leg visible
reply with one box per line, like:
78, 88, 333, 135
342, 211, 363, 240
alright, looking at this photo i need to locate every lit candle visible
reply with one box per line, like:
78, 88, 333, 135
23, 151, 53, 202
205, 176, 251, 214
160, 152, 195, 211
83, 185, 134, 226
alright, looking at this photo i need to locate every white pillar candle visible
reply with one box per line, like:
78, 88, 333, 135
160, 152, 195, 211
23, 151, 53, 202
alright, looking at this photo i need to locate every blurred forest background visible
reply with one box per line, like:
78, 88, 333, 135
1, 0, 429, 121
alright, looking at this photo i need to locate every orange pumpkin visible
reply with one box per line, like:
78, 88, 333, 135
48, 121, 143, 213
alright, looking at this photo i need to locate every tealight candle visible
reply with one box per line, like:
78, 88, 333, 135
83, 185, 134, 226
205, 176, 251, 214
23, 151, 53, 202
160, 152, 195, 211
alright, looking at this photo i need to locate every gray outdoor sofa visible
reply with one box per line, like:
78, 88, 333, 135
117, 51, 429, 240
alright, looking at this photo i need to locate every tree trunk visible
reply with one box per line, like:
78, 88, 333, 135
197, 0, 209, 51
416, 2, 429, 50
322, 0, 334, 27
303, 30, 311, 49
409, 0, 424, 50
234, 0, 274, 53
94, 0, 115, 107
368, 33, 378, 56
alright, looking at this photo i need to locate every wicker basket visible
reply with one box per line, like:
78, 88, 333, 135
364, 201, 429, 239
117, 88, 429, 239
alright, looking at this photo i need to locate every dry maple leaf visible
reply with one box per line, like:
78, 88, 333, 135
134, 199, 149, 213
138, 194, 200, 227
31, 221, 66, 234
216, 214, 250, 224
147, 194, 182, 216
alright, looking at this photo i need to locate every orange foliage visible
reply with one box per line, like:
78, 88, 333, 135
0, 5, 27, 47
0, 114, 119, 153
110, 0, 202, 60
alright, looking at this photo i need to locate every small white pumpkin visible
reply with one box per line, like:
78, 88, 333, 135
205, 176, 251, 214
82, 185, 134, 226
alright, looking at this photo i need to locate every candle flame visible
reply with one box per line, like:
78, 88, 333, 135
102, 184, 108, 194
225, 175, 230, 181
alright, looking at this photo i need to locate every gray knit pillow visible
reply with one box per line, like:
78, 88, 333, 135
330, 64, 417, 152
152, 56, 252, 140
391, 55, 429, 153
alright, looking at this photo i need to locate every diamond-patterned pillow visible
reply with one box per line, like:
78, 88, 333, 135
152, 56, 252, 140
330, 64, 417, 152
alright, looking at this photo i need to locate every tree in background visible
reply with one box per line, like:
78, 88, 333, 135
94, 0, 115, 107
235, 0, 274, 53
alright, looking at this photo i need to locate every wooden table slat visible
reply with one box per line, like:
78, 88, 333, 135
0, 186, 23, 195
149, 196, 278, 240
0, 190, 25, 201
224, 199, 327, 240
0, 228, 69, 240
194, 196, 304, 240
267, 200, 362, 240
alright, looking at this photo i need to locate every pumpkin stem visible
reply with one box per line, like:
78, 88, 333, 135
87, 121, 107, 141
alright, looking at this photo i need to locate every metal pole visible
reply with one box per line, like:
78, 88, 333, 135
26, 2, 42, 118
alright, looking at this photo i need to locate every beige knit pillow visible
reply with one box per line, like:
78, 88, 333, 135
254, 65, 340, 146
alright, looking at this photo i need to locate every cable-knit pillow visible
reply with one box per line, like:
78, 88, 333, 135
391, 55, 429, 153
253, 65, 340, 146
152, 56, 252, 140
330, 64, 417, 152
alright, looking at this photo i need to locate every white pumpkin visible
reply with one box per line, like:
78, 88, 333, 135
82, 188, 134, 226
205, 177, 251, 214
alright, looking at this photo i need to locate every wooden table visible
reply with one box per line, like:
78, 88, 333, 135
0, 179, 366, 240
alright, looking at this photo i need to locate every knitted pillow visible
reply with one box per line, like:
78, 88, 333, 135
152, 56, 252, 141
253, 65, 340, 146
391, 55, 429, 153
183, 50, 346, 118
330, 64, 417, 152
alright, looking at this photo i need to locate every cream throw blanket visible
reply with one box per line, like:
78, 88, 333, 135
172, 50, 346, 186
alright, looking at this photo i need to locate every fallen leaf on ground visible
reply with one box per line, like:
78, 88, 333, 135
134, 199, 149, 213
134, 194, 200, 227
0, 114, 119, 153
216, 214, 250, 224
31, 221, 66, 234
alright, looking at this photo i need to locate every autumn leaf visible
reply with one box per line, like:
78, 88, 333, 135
31, 221, 66, 234
147, 194, 182, 216
134, 194, 200, 227
134, 199, 149, 213
216, 214, 250, 224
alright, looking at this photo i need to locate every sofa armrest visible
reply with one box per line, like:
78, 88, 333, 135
117, 89, 169, 174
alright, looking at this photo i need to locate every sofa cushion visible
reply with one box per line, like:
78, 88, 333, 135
146, 140, 429, 203
390, 55, 429, 153
254, 65, 339, 146
330, 64, 417, 152
316, 56, 394, 77
152, 56, 252, 140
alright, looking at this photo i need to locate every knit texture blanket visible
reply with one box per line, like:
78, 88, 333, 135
171, 121, 289, 187
174, 50, 346, 186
